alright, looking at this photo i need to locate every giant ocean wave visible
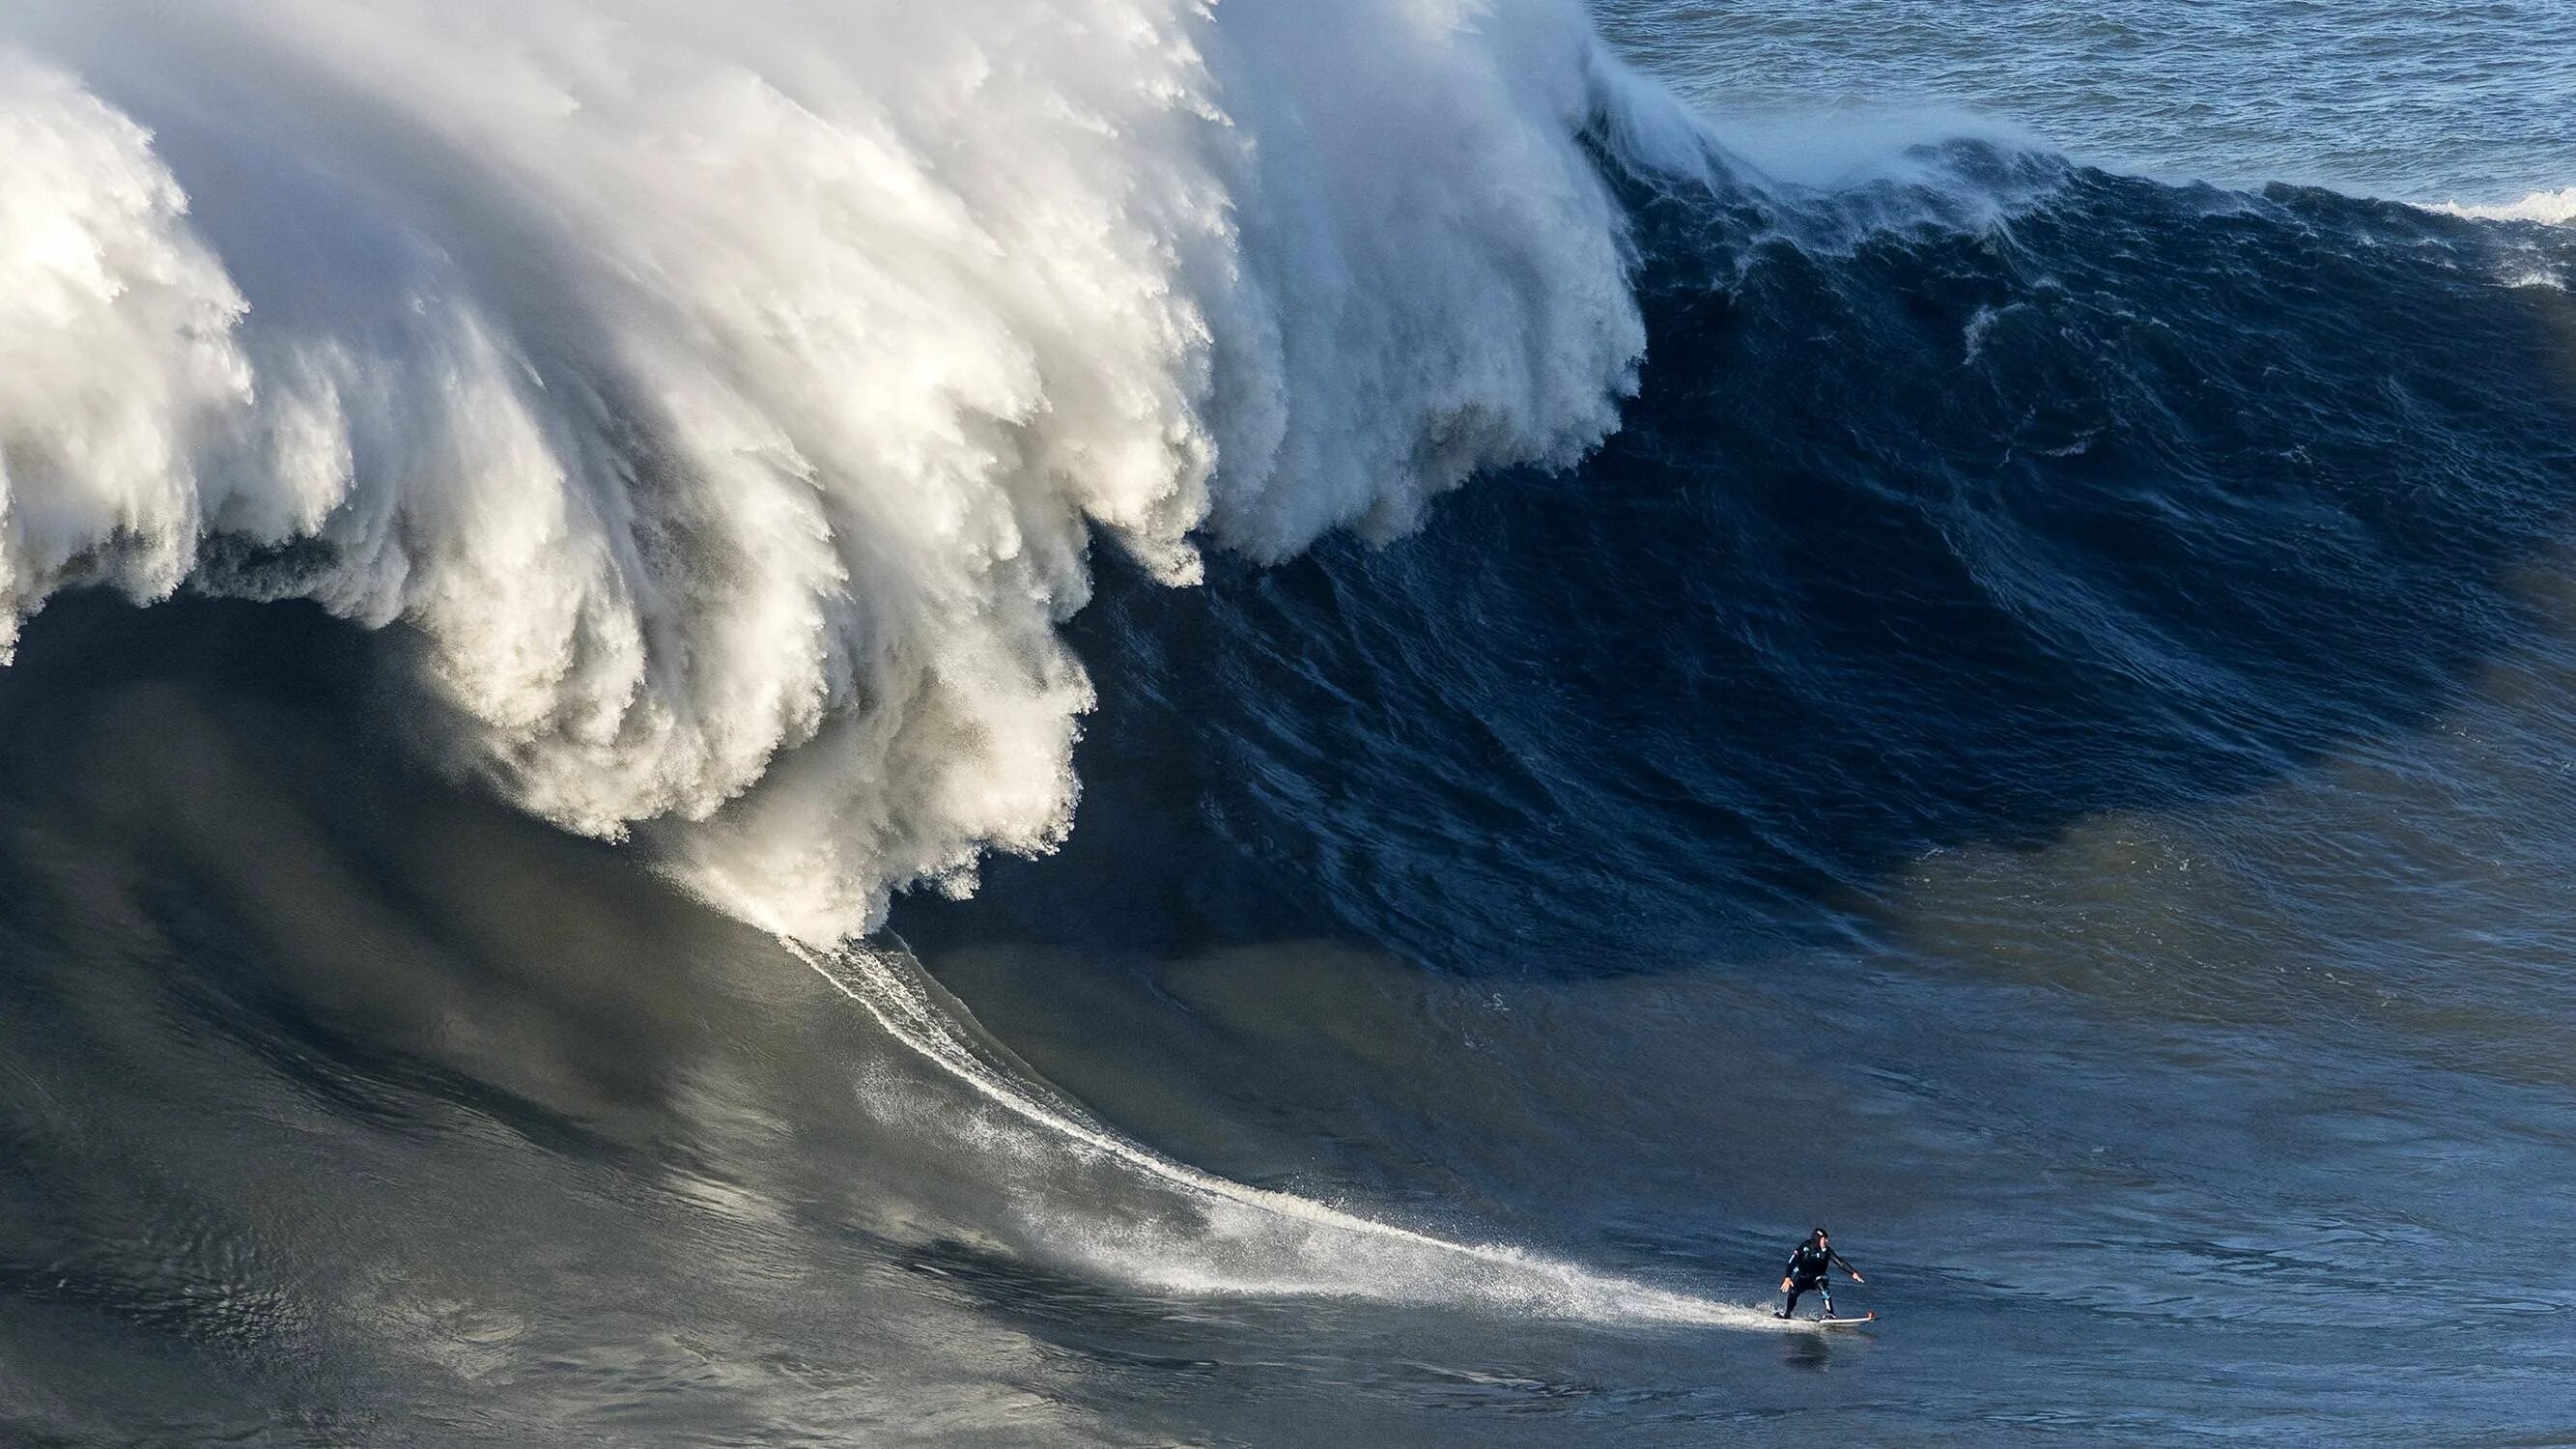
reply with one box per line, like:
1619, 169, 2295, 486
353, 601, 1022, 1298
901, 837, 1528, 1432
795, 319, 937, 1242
10, 6, 2576, 1442
3, 0, 2574, 963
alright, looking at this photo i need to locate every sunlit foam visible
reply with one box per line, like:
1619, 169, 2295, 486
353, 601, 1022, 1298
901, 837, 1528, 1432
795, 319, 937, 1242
0, 0, 1656, 941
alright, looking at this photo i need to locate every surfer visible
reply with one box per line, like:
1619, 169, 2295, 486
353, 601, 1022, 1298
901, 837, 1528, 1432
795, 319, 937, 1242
1775, 1227, 1863, 1319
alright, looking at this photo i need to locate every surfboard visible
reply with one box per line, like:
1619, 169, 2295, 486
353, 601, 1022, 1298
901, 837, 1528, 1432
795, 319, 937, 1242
1802, 1312, 1877, 1327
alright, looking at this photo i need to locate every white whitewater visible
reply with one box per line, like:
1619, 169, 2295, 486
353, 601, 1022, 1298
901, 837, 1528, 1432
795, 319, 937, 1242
2437, 187, 2576, 226
0, 0, 1658, 942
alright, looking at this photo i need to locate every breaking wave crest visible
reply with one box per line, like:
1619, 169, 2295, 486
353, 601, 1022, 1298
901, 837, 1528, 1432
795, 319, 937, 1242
2438, 186, 2576, 226
0, 0, 1654, 941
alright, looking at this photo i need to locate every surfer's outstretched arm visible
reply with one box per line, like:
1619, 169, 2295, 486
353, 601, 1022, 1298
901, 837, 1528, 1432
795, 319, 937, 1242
1830, 1251, 1863, 1282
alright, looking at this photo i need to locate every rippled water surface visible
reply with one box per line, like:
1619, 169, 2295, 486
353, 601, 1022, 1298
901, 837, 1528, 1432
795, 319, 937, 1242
1599, 0, 2576, 203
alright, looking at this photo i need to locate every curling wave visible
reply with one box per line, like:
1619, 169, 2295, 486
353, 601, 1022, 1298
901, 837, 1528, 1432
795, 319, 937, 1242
0, 0, 1656, 941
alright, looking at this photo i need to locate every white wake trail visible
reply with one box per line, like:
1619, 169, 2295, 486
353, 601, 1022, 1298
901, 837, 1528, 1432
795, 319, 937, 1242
788, 940, 1778, 1330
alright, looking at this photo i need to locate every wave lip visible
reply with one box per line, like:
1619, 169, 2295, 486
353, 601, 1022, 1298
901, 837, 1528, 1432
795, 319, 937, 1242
2436, 186, 2576, 225
0, 54, 256, 657
0, 0, 1656, 942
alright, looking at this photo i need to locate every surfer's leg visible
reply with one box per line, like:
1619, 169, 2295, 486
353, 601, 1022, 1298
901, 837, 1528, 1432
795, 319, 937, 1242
1780, 1286, 1802, 1318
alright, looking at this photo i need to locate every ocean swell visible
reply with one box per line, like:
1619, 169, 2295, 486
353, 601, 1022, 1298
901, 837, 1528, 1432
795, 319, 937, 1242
0, 0, 1647, 941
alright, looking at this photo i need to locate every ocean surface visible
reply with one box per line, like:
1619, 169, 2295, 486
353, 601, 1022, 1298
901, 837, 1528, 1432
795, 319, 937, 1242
2, 2, 2573, 1444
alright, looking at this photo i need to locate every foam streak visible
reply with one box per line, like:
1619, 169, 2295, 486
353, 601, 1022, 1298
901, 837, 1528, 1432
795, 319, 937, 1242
790, 940, 1775, 1329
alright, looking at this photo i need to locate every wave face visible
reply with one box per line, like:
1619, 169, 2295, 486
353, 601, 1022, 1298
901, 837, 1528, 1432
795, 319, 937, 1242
0, 0, 1646, 941
935, 150, 2576, 982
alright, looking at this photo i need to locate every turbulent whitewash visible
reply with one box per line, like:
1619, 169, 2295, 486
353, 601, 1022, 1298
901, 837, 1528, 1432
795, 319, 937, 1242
0, 0, 1654, 940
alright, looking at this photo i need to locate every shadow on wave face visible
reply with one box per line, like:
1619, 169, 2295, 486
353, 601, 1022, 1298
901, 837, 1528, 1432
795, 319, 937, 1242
904, 149, 2576, 979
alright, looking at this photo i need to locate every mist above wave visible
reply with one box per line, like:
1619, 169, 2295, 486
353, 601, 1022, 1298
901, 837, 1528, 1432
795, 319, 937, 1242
0, 0, 1649, 940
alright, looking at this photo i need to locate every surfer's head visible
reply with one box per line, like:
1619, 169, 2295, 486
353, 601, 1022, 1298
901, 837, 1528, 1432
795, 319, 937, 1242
1810, 1227, 1828, 1244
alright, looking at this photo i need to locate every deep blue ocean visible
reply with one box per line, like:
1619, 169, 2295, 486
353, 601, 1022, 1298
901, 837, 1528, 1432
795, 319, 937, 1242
2, 2, 2573, 1445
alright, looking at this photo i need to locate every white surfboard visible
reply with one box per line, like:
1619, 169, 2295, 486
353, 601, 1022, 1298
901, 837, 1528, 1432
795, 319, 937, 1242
1798, 1312, 1877, 1327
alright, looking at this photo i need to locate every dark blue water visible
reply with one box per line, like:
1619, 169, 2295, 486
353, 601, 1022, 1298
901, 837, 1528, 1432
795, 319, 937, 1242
971, 155, 2576, 974
7, 5, 2576, 1445
890, 142, 2576, 1440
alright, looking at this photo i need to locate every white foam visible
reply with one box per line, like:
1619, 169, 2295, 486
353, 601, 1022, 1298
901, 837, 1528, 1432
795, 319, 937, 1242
2434, 187, 2576, 226
0, 55, 253, 654
0, 0, 1657, 941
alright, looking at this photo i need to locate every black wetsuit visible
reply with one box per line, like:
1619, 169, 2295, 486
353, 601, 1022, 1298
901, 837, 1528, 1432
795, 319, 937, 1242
1781, 1240, 1855, 1317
